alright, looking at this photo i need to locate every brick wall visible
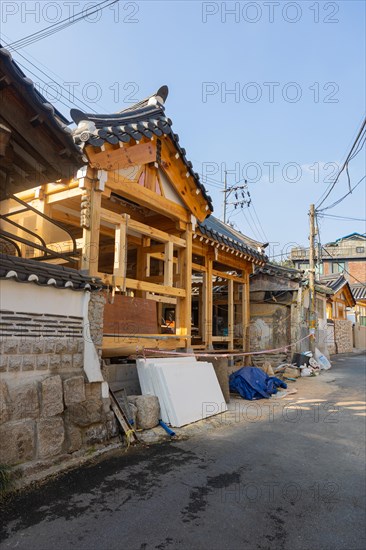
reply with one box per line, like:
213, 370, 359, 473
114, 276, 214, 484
347, 261, 366, 284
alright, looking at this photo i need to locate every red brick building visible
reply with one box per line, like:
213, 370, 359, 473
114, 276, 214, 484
291, 233, 366, 285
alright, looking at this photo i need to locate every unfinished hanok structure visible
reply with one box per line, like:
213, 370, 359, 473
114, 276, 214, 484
8, 84, 266, 358
69, 86, 267, 356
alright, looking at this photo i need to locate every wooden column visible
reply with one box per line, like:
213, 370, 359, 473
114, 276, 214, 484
228, 278, 234, 350
164, 241, 174, 287
243, 271, 251, 364
176, 224, 192, 349
136, 237, 150, 298
81, 177, 102, 276
113, 213, 130, 291
204, 256, 213, 349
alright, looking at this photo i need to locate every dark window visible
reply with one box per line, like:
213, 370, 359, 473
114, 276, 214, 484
356, 247, 365, 253
331, 262, 345, 274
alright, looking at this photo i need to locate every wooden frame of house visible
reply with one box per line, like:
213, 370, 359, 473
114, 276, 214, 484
1, 60, 266, 358
320, 275, 356, 320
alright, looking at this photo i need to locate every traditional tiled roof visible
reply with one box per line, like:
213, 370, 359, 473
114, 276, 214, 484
320, 274, 356, 305
0, 46, 80, 152
351, 284, 366, 301
70, 86, 213, 211
319, 274, 347, 293
0, 254, 102, 291
252, 263, 303, 281
197, 216, 267, 263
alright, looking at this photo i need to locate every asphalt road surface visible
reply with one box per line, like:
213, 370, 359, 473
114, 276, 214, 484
1, 352, 365, 550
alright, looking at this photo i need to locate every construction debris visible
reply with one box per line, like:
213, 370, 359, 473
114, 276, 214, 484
136, 357, 227, 427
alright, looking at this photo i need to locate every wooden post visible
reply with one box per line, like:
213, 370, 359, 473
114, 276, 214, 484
176, 224, 192, 349
243, 272, 251, 364
205, 256, 213, 349
136, 237, 150, 298
81, 177, 101, 276
228, 278, 234, 350
309, 203, 316, 354
113, 213, 130, 291
164, 241, 174, 287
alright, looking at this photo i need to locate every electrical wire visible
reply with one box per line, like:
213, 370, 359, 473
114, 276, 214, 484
1, 34, 109, 114
5, 0, 118, 52
251, 202, 268, 242
315, 117, 366, 209
317, 175, 366, 212
318, 214, 366, 222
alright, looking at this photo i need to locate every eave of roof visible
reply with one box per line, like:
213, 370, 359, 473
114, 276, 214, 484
350, 284, 366, 301
0, 254, 103, 291
252, 262, 303, 281
197, 216, 267, 263
0, 46, 81, 155
70, 86, 213, 212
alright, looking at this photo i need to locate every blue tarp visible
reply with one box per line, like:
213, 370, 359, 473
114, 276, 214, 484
229, 367, 287, 400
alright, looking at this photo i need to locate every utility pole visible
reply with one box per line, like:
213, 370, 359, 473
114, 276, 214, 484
223, 173, 251, 225
309, 203, 316, 354
223, 170, 228, 224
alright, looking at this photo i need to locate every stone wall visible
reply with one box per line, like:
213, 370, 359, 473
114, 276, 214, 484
0, 373, 117, 465
334, 319, 353, 354
0, 288, 117, 469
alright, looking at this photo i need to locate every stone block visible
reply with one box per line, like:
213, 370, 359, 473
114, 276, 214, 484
9, 383, 39, 420
3, 339, 18, 354
0, 355, 7, 372
32, 340, 45, 354
20, 339, 33, 354
135, 395, 160, 430
105, 410, 118, 438
44, 339, 56, 354
37, 417, 65, 459
60, 354, 73, 370
22, 356, 36, 371
72, 353, 84, 369
0, 380, 10, 424
85, 382, 102, 401
41, 376, 64, 417
55, 339, 68, 354
66, 399, 103, 427
64, 423, 83, 453
67, 339, 79, 354
36, 354, 49, 370
63, 376, 86, 406
77, 339, 84, 353
0, 420, 35, 464
49, 354, 61, 371
8, 355, 22, 371
83, 423, 108, 446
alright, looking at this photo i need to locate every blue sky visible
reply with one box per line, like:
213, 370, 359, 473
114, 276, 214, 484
2, 0, 365, 258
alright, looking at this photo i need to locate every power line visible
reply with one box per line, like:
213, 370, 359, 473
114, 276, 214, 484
251, 202, 268, 242
317, 175, 366, 212
318, 214, 366, 222
315, 117, 366, 209
1, 34, 108, 114
5, 0, 118, 52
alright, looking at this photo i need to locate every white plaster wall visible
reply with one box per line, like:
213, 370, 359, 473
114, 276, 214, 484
0, 279, 84, 317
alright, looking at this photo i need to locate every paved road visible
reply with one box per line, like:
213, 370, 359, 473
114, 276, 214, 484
1, 353, 365, 550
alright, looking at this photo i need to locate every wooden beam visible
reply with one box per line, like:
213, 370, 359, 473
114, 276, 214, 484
46, 186, 83, 204
87, 141, 157, 171
102, 335, 187, 357
100, 208, 186, 248
204, 257, 213, 347
101, 274, 186, 298
146, 293, 177, 305
105, 174, 190, 222
160, 138, 210, 222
